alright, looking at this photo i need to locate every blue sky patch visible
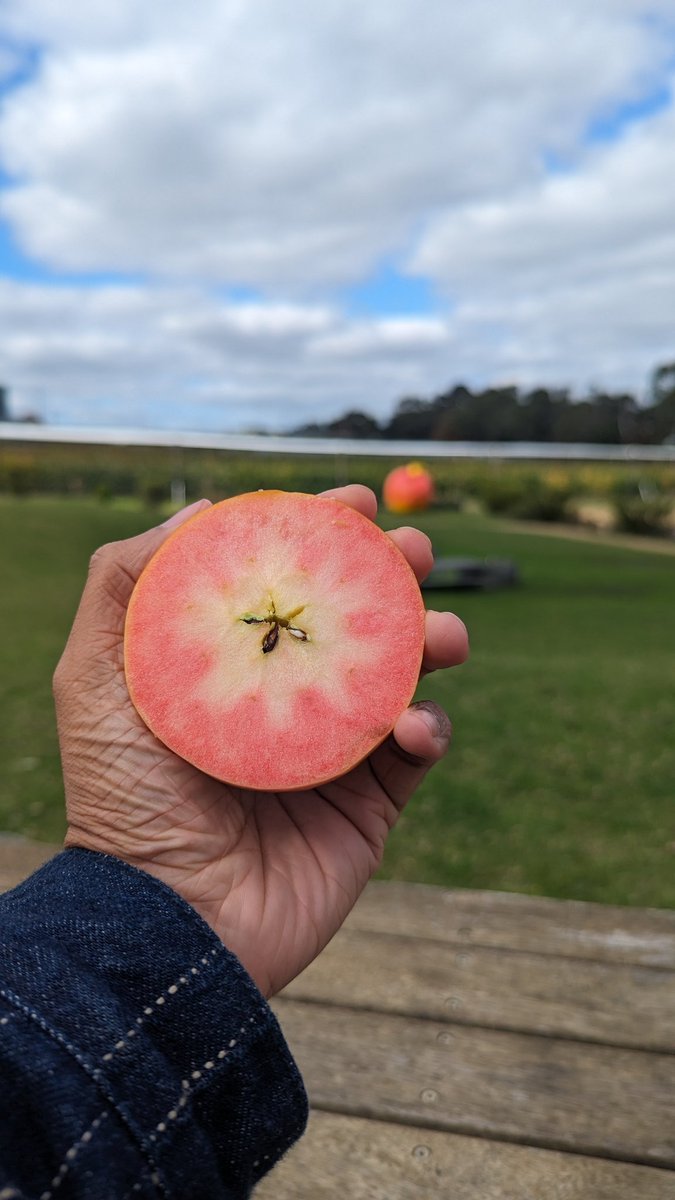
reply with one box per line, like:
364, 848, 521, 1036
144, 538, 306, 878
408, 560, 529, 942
0, 38, 41, 100
585, 82, 672, 144
541, 148, 574, 175
222, 284, 264, 304
0, 216, 47, 282
344, 260, 439, 317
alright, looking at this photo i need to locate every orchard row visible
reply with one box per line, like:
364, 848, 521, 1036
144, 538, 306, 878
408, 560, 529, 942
1, 441, 674, 537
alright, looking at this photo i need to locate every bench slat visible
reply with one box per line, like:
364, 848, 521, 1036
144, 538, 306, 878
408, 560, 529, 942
272, 998, 675, 1168
346, 881, 675, 967
282, 927, 675, 1050
257, 1111, 675, 1199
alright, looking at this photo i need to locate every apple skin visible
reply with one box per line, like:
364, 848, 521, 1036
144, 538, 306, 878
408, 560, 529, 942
383, 463, 434, 514
124, 490, 426, 792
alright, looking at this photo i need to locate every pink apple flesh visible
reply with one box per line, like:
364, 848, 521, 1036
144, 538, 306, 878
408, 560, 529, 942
124, 490, 426, 791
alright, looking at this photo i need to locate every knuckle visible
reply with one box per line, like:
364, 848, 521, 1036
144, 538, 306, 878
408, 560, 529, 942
88, 543, 137, 610
52, 655, 68, 701
88, 541, 119, 575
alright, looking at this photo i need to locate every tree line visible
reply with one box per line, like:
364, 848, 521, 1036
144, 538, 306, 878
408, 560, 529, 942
292, 362, 675, 444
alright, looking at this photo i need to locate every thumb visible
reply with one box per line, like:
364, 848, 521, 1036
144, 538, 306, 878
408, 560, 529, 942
66, 498, 212, 649
368, 700, 452, 815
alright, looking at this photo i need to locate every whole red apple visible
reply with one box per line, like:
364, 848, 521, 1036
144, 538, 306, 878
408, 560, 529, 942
124, 490, 425, 791
383, 462, 434, 514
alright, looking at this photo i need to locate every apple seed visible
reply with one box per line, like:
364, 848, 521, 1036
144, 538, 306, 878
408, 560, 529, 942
240, 601, 311, 653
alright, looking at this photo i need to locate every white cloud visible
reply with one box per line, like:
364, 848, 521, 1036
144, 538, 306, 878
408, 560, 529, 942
0, 282, 457, 428
1, 1, 673, 289
310, 318, 449, 360
413, 96, 675, 293
409, 86, 675, 394
0, 2, 675, 424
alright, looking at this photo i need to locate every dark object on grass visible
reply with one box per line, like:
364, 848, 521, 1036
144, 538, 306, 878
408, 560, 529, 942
422, 556, 519, 591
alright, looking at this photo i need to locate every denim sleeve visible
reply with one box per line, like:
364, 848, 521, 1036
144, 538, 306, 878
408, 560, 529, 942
0, 848, 308, 1199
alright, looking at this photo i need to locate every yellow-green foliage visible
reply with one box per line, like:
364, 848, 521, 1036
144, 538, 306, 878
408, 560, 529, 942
1, 441, 674, 533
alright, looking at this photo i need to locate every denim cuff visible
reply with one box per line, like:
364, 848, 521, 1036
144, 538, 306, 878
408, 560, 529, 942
0, 848, 307, 1199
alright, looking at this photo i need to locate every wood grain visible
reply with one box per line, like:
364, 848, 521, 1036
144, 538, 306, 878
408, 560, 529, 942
256, 1112, 675, 1200
282, 927, 675, 1050
345, 882, 675, 967
4, 847, 674, 969
272, 998, 675, 1168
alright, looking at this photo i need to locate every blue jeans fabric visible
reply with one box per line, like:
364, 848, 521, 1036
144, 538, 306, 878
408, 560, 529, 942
0, 849, 308, 1198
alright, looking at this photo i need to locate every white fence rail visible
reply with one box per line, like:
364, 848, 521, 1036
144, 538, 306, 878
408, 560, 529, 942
1, 421, 675, 462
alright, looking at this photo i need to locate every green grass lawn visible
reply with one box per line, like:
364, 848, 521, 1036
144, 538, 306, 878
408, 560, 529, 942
2, 495, 675, 908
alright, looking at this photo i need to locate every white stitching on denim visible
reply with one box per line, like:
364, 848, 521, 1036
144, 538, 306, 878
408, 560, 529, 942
0, 987, 169, 1197
0, 947, 222, 1197
38, 1111, 109, 1200
148, 1013, 259, 1141
120, 1169, 163, 1200
99, 947, 220, 1065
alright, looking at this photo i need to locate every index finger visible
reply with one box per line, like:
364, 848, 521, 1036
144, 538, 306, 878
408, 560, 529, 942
319, 486, 434, 583
318, 484, 378, 520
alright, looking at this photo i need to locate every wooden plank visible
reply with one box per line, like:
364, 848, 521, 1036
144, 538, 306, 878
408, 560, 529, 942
272, 998, 675, 1169
283, 928, 675, 1051
346, 881, 675, 967
0, 835, 59, 893
4, 841, 675, 968
256, 1111, 675, 1199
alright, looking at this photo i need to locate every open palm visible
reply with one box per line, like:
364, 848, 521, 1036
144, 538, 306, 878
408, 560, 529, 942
57, 487, 468, 996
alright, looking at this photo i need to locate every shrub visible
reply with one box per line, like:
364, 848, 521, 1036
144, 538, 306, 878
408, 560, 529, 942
473, 471, 574, 522
142, 481, 168, 508
611, 478, 674, 536
95, 482, 113, 504
431, 476, 465, 510
5, 463, 38, 496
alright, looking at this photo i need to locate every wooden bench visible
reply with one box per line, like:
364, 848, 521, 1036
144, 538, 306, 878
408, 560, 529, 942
260, 882, 675, 1198
3, 840, 675, 1197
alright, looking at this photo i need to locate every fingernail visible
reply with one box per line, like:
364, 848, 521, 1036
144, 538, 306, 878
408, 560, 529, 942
162, 498, 212, 530
412, 700, 452, 744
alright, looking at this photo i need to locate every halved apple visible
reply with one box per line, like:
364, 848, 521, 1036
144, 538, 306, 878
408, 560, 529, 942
125, 490, 426, 791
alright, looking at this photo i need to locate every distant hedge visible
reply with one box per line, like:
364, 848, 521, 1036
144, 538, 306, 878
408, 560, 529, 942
1, 440, 674, 536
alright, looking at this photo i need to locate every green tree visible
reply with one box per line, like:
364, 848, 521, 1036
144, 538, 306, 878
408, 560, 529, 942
649, 362, 675, 443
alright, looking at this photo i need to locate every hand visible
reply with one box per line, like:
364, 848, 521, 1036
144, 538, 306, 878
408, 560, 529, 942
55, 486, 469, 996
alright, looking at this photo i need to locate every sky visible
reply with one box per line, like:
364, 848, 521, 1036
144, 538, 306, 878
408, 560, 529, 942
1, 2, 675, 431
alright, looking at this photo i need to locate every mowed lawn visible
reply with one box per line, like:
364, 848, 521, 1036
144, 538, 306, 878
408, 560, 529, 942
2, 495, 675, 908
